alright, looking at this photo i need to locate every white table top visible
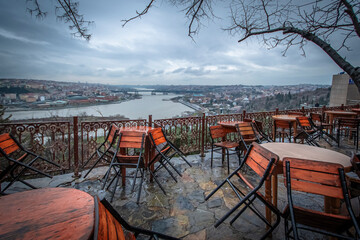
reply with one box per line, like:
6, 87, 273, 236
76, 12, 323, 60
261, 142, 351, 168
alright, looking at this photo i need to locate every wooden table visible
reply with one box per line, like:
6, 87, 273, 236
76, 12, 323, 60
271, 115, 301, 142
0, 188, 95, 239
324, 110, 357, 134
261, 142, 351, 224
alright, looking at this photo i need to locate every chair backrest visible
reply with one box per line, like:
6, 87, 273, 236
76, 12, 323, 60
310, 112, 323, 123
0, 133, 21, 156
148, 128, 167, 147
244, 142, 279, 179
274, 120, 291, 129
283, 158, 344, 199
296, 116, 313, 130
209, 125, 227, 140
236, 122, 257, 140
118, 130, 145, 149
93, 196, 127, 240
105, 124, 119, 147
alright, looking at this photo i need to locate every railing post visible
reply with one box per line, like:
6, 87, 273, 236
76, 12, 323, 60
341, 104, 344, 110
200, 112, 205, 157
73, 116, 80, 178
242, 110, 246, 120
148, 115, 152, 127
275, 108, 279, 115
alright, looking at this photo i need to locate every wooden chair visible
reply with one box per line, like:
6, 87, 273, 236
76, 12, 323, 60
0, 133, 61, 194
205, 143, 281, 239
83, 124, 119, 178
235, 122, 261, 154
335, 117, 360, 150
208, 125, 240, 173
148, 127, 192, 194
274, 119, 292, 142
244, 118, 272, 143
102, 130, 146, 203
294, 116, 321, 146
310, 112, 332, 132
93, 196, 179, 240
283, 158, 360, 239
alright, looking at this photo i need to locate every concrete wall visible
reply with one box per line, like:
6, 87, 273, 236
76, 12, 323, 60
329, 73, 360, 106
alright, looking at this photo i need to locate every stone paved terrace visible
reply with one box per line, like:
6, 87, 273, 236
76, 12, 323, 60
2, 138, 358, 240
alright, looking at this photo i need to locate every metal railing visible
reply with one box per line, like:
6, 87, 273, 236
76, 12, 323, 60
0, 104, 356, 177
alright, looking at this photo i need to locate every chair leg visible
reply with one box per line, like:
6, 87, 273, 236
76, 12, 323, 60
211, 146, 214, 168
226, 149, 230, 174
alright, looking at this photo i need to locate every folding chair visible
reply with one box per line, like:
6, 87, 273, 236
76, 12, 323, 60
94, 196, 179, 240
148, 127, 192, 194
208, 125, 240, 173
0, 133, 61, 194
274, 119, 293, 142
310, 112, 332, 134
243, 118, 272, 143
235, 122, 262, 158
83, 124, 119, 178
103, 130, 146, 203
336, 117, 360, 150
294, 116, 322, 146
283, 158, 360, 240
205, 142, 281, 239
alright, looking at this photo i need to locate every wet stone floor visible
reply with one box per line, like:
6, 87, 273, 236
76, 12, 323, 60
3, 138, 358, 240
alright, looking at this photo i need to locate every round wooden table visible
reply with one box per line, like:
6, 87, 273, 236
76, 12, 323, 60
0, 188, 95, 240
261, 142, 351, 225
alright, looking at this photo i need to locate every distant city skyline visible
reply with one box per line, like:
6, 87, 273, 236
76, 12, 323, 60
0, 1, 358, 86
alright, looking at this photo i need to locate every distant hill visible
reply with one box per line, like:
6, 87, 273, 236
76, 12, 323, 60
246, 87, 331, 111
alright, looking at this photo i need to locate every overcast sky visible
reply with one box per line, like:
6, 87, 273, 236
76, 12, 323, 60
0, 0, 358, 86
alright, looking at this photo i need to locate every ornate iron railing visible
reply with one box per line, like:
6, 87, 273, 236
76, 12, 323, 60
153, 116, 202, 154
0, 104, 357, 177
0, 121, 71, 173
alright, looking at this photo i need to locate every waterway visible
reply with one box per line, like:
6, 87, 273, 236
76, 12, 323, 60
5, 93, 195, 120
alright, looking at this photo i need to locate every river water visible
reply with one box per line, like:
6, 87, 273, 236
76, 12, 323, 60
5, 93, 195, 120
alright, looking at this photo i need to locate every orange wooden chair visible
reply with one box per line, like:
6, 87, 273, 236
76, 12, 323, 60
148, 127, 192, 194
274, 119, 293, 142
205, 142, 281, 239
93, 196, 179, 240
283, 158, 360, 239
83, 124, 119, 178
243, 118, 272, 143
235, 122, 261, 153
0, 133, 61, 194
209, 125, 240, 173
103, 130, 146, 203
310, 112, 332, 132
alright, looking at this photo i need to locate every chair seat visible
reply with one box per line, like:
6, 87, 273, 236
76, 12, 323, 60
213, 141, 239, 149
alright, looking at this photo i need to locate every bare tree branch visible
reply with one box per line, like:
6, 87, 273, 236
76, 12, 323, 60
122, 0, 156, 27
56, 0, 93, 41
341, 0, 360, 37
